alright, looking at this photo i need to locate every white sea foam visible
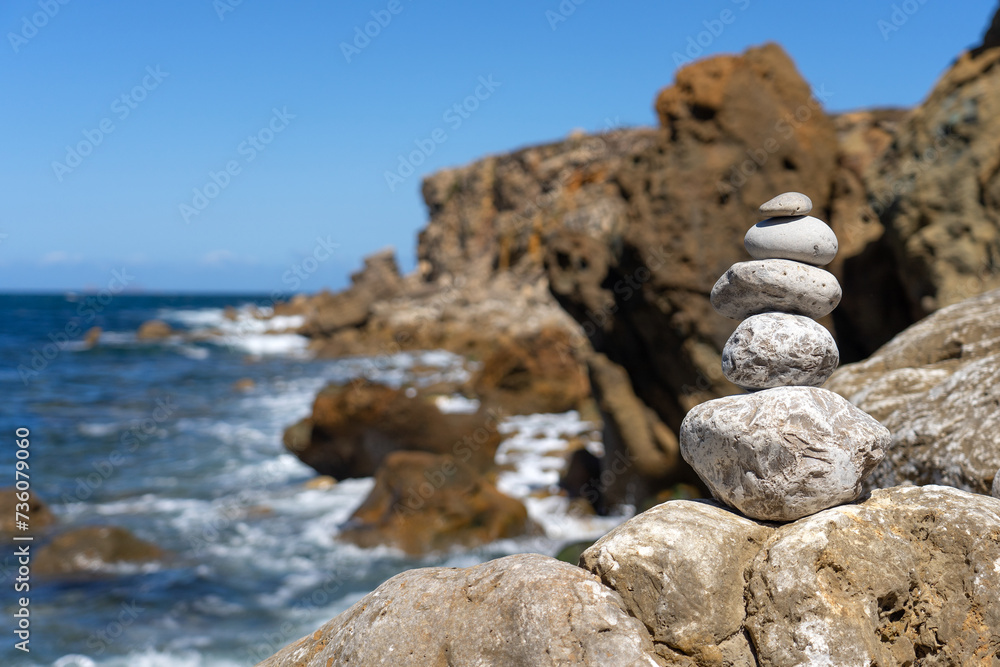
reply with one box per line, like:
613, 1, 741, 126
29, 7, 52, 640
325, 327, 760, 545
434, 394, 481, 414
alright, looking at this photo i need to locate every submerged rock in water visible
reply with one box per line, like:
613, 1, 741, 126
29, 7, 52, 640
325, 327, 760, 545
34, 526, 164, 578
0, 488, 55, 534
337, 451, 528, 556
136, 319, 174, 340
283, 380, 502, 479
254, 553, 658, 667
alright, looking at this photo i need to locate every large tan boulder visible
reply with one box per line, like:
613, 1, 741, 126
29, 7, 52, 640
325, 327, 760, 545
578, 486, 1000, 666
35, 526, 163, 578
338, 451, 528, 555
255, 553, 660, 667
826, 287, 1000, 494
283, 381, 502, 478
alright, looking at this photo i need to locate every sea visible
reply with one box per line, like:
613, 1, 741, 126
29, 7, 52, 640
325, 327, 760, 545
0, 293, 630, 666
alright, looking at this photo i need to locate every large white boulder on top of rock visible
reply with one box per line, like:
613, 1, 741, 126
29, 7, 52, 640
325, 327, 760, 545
680, 386, 891, 521
254, 553, 659, 667
580, 500, 772, 665
744, 215, 838, 266
722, 313, 839, 389
758, 191, 812, 218
711, 259, 841, 320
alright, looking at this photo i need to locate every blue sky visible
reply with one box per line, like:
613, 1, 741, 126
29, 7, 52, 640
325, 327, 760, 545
1, 0, 995, 293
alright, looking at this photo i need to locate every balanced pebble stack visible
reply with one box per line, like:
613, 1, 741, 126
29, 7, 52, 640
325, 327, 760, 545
680, 193, 891, 522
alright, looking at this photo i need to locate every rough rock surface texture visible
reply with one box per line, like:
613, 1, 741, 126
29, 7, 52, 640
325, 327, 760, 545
861, 33, 1000, 318
255, 553, 661, 667
337, 451, 528, 556
745, 486, 1000, 667
680, 386, 891, 521
711, 259, 841, 320
722, 313, 839, 389
258, 487, 1000, 666
826, 287, 1000, 495
580, 500, 772, 665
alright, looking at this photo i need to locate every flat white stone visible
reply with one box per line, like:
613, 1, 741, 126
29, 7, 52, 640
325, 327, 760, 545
759, 192, 812, 218
722, 313, 839, 389
711, 260, 842, 320
679, 386, 892, 521
744, 215, 838, 266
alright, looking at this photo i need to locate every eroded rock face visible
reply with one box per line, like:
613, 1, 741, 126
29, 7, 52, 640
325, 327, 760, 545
337, 451, 528, 556
471, 326, 590, 415
282, 381, 502, 479
680, 387, 890, 521
746, 486, 1000, 667
722, 313, 839, 390
863, 38, 1000, 315
711, 259, 841, 320
826, 287, 1000, 494
255, 553, 661, 667
580, 500, 771, 664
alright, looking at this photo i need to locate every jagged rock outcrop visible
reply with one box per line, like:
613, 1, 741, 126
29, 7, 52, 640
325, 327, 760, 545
337, 450, 528, 555
471, 326, 590, 415
255, 553, 660, 667
860, 26, 1000, 320
826, 287, 1000, 494
297, 248, 403, 337
35, 526, 164, 578
283, 7, 1000, 509
282, 381, 502, 479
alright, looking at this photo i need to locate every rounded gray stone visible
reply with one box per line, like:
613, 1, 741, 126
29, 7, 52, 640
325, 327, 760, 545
744, 215, 838, 266
758, 191, 812, 218
993, 469, 1000, 499
711, 259, 842, 320
679, 386, 892, 521
722, 313, 839, 390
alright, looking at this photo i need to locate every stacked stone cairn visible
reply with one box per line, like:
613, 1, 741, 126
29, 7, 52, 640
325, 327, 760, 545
680, 192, 892, 522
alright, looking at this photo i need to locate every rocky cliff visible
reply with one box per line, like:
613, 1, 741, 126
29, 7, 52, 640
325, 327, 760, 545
284, 7, 1000, 511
